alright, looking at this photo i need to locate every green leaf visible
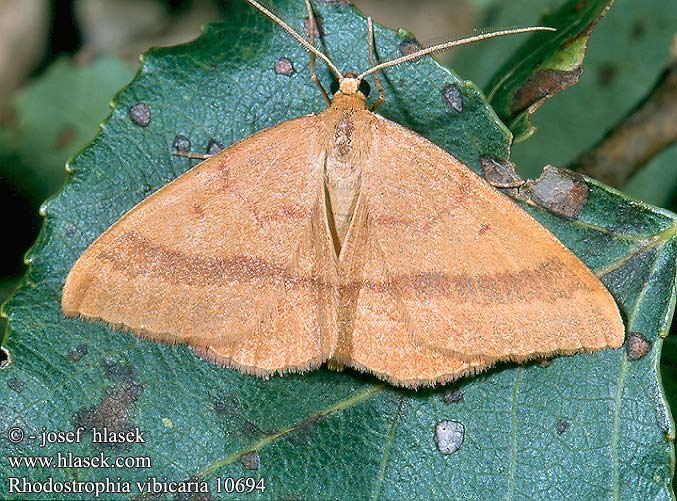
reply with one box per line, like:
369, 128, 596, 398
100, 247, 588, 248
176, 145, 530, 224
1, 1, 675, 499
485, 0, 614, 142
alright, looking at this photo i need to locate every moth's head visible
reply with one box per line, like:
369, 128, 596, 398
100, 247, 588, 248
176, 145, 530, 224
330, 73, 371, 99
243, 0, 556, 112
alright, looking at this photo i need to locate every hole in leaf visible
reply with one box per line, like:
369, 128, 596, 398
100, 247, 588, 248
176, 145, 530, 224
0, 347, 12, 370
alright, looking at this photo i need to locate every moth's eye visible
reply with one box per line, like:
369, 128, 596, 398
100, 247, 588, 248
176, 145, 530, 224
330, 79, 340, 95
358, 79, 371, 97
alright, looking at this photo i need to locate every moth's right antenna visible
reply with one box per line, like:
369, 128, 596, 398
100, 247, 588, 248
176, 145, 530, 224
367, 17, 385, 112
246, 0, 343, 80
358, 26, 556, 80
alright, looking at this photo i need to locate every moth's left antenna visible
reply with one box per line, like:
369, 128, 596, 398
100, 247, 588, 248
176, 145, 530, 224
304, 0, 331, 104
246, 0, 343, 80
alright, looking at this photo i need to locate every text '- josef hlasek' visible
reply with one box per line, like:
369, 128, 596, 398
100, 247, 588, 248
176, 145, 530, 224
27, 426, 145, 447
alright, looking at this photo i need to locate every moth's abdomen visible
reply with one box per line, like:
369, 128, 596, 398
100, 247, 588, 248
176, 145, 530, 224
323, 111, 371, 254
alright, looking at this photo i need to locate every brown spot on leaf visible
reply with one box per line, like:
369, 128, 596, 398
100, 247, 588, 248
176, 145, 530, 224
240, 450, 260, 470
73, 360, 143, 449
7, 377, 26, 393
625, 332, 651, 361
211, 392, 266, 438
521, 166, 589, 219
443, 388, 464, 404
399, 40, 421, 56
480, 155, 523, 188
68, 343, 89, 362
206, 139, 224, 155
212, 392, 243, 417
289, 414, 325, 446
73, 385, 143, 450
128, 103, 151, 127
441, 84, 463, 113
274, 57, 294, 76
102, 360, 138, 384
556, 418, 571, 434
55, 126, 76, 150
304, 15, 323, 37
173, 135, 191, 152
511, 67, 583, 115
435, 420, 464, 454
508, 13, 613, 124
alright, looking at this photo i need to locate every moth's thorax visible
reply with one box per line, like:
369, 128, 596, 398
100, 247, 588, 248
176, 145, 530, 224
333, 114, 356, 158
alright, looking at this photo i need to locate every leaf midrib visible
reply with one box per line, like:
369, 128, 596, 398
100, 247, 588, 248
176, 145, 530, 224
196, 384, 386, 480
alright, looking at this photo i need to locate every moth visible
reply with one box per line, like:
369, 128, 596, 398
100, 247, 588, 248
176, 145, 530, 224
62, 0, 625, 388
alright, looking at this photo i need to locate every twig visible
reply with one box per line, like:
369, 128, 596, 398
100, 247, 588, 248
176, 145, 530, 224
570, 35, 677, 188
